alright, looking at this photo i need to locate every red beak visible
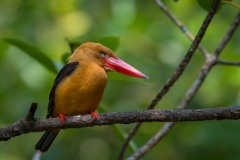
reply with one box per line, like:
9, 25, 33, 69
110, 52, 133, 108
103, 57, 149, 79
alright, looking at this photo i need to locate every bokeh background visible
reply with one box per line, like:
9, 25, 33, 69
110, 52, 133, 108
0, 0, 240, 159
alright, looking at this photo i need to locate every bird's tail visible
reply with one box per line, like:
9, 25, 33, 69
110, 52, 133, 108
35, 129, 60, 152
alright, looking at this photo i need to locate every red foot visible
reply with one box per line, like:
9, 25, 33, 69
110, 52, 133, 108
90, 112, 98, 120
59, 113, 67, 125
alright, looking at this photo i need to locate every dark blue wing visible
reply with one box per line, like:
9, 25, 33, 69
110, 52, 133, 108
47, 61, 79, 118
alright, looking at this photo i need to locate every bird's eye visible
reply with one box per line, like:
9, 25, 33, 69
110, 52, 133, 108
99, 53, 105, 58
99, 53, 109, 58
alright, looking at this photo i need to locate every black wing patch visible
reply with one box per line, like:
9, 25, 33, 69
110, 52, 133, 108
46, 61, 79, 118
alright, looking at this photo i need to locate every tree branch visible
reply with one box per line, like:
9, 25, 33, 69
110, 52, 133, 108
127, 6, 240, 160
118, 1, 221, 159
1, 106, 240, 141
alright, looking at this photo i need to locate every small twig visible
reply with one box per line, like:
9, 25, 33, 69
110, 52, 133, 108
214, 12, 240, 56
155, 0, 209, 57
1, 107, 240, 141
26, 103, 38, 121
118, 1, 221, 159
216, 60, 240, 66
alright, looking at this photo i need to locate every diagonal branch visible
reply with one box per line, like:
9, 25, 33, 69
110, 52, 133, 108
1, 106, 240, 141
214, 11, 240, 56
118, 1, 221, 159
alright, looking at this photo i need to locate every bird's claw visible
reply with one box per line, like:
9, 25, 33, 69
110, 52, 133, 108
59, 113, 67, 125
90, 112, 98, 120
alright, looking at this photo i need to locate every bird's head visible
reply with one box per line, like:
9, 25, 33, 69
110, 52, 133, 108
70, 42, 148, 79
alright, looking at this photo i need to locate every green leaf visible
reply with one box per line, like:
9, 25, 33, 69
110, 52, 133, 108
112, 126, 138, 153
93, 36, 120, 52
67, 36, 120, 53
112, 124, 138, 153
197, 0, 227, 11
97, 106, 138, 153
0, 41, 9, 62
66, 39, 80, 53
197, 0, 214, 11
61, 52, 70, 65
2, 38, 58, 73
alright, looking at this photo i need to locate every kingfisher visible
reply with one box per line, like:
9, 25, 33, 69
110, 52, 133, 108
35, 42, 148, 152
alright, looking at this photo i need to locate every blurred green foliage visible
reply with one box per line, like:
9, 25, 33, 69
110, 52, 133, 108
3, 38, 58, 73
0, 0, 240, 160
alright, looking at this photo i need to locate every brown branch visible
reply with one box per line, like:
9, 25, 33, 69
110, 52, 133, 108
1, 106, 240, 141
127, 7, 240, 160
118, 1, 221, 159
